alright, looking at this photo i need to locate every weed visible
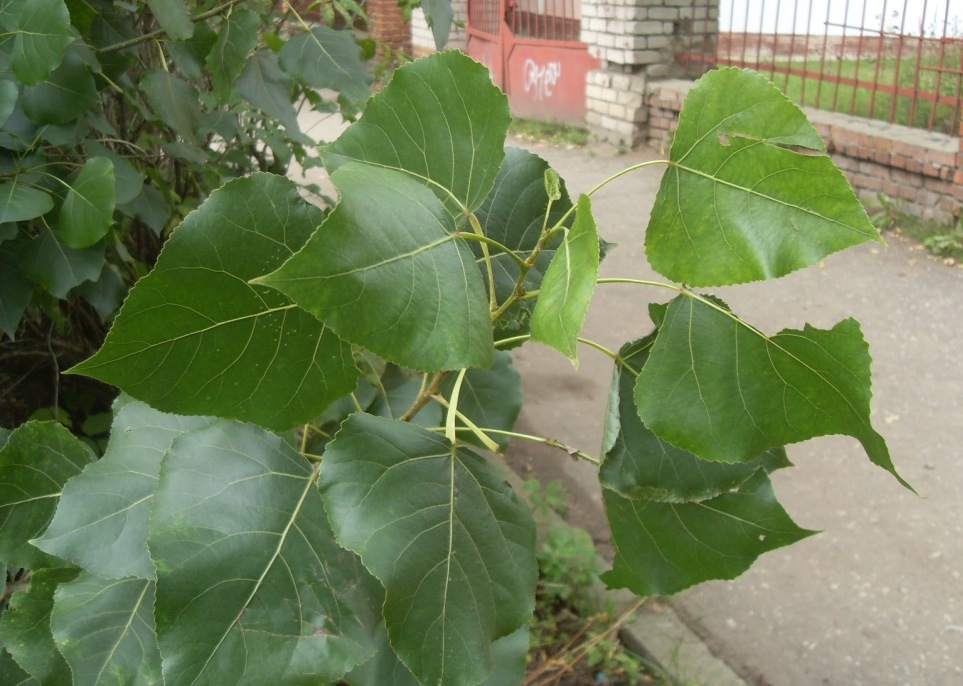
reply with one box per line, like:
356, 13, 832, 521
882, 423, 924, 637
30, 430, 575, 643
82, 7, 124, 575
510, 118, 591, 147
868, 194, 963, 263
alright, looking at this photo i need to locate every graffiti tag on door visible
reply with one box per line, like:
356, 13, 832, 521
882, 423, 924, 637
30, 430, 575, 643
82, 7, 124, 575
522, 59, 562, 101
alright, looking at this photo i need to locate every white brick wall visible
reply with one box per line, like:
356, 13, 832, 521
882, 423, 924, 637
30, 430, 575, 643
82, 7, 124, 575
581, 0, 719, 146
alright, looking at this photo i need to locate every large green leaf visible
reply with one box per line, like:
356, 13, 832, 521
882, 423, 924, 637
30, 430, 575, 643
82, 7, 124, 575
146, 0, 193, 41
19, 229, 105, 298
635, 295, 908, 487
279, 25, 370, 106
473, 147, 572, 339
33, 398, 214, 580
58, 156, 115, 249
70, 173, 358, 431
50, 573, 161, 686
322, 50, 510, 217
319, 413, 537, 686
21, 46, 98, 125
0, 0, 73, 86
439, 350, 523, 450
140, 70, 202, 144
601, 334, 790, 502
0, 183, 53, 223
258, 163, 493, 372
602, 471, 815, 596
207, 7, 259, 102
0, 566, 79, 685
0, 421, 92, 568
149, 421, 377, 686
531, 194, 599, 364
645, 68, 881, 286
235, 49, 305, 138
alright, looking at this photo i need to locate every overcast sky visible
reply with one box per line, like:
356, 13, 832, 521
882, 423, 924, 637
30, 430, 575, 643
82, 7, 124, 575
723, 0, 963, 37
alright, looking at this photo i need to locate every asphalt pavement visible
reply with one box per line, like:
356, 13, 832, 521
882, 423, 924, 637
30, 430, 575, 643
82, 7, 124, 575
507, 138, 963, 686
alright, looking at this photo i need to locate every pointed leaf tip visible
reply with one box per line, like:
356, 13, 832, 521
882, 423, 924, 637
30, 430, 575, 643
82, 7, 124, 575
635, 295, 910, 489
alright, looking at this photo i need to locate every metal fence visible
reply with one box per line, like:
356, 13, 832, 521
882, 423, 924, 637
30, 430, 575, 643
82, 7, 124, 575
679, 0, 963, 135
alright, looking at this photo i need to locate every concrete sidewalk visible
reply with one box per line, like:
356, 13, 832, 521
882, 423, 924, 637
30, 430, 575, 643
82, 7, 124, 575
507, 138, 963, 686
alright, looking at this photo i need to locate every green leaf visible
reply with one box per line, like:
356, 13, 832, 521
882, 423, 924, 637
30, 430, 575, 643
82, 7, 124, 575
0, 80, 19, 127
146, 0, 193, 41
420, 0, 455, 50
279, 25, 370, 106
235, 49, 305, 139
77, 262, 126, 319
207, 7, 259, 102
33, 398, 214, 580
0, 649, 36, 686
342, 621, 419, 686
0, 183, 52, 223
50, 573, 161, 686
259, 163, 493, 372
635, 295, 909, 488
58, 157, 116, 249
85, 140, 144, 205
646, 68, 881, 286
439, 350, 523, 450
19, 228, 105, 298
168, 20, 216, 80
319, 413, 537, 686
69, 174, 358, 431
0, 421, 92, 568
21, 46, 98, 125
0, 567, 79, 685
483, 627, 529, 686
0, 0, 73, 86
473, 147, 573, 340
602, 471, 816, 596
140, 70, 202, 144
601, 334, 791, 502
323, 50, 510, 217
531, 194, 599, 364
0, 240, 31, 338
150, 421, 377, 685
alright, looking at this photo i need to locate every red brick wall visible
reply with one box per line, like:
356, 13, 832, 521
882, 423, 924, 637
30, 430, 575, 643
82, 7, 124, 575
645, 82, 962, 223
368, 0, 412, 53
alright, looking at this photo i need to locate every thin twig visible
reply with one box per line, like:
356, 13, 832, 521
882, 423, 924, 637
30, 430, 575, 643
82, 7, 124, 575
96, 0, 247, 54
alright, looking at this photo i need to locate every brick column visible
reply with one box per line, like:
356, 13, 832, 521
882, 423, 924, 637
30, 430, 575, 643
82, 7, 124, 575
368, 0, 412, 54
581, 0, 718, 147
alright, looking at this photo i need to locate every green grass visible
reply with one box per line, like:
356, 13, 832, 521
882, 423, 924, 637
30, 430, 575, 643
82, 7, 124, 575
762, 47, 963, 134
510, 118, 591, 147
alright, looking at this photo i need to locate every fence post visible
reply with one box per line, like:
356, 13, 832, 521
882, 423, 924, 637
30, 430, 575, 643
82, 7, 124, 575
582, 0, 719, 147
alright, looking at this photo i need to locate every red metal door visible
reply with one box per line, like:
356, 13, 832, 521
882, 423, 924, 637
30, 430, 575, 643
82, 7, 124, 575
466, 0, 507, 89
466, 0, 598, 124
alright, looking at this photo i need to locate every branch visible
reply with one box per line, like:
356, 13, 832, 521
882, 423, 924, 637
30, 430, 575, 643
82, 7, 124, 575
96, 0, 247, 54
